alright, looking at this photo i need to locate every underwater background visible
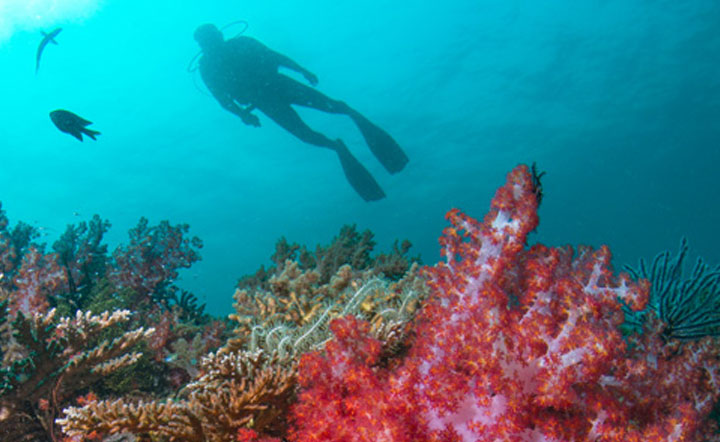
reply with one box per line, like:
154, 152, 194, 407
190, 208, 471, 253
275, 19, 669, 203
0, 0, 718, 317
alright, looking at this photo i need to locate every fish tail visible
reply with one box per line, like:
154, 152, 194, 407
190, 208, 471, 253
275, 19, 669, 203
83, 128, 101, 141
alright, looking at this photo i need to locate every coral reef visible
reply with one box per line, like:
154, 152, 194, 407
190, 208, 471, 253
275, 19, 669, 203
58, 350, 296, 442
54, 218, 426, 440
237, 223, 420, 292
288, 165, 720, 441
0, 203, 40, 289
228, 261, 426, 354
110, 217, 203, 301
9, 246, 66, 318
52, 214, 111, 308
0, 210, 215, 441
230, 224, 424, 355
5, 164, 720, 441
0, 298, 153, 441
58, 266, 425, 441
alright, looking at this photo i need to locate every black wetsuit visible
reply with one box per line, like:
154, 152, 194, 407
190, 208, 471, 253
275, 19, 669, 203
199, 36, 347, 149
198, 36, 408, 201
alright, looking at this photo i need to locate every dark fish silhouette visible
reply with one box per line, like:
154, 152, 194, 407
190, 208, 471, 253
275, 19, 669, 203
49, 110, 101, 142
36, 28, 62, 73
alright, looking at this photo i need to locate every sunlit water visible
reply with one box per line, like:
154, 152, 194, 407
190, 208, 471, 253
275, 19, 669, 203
1, 0, 718, 316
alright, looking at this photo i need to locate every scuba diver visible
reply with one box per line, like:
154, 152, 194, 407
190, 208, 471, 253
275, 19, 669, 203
193, 23, 408, 201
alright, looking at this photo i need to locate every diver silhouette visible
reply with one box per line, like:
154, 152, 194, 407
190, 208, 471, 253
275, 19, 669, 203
193, 23, 408, 201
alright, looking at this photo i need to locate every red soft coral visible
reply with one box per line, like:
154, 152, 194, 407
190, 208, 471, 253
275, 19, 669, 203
290, 316, 424, 442
10, 246, 66, 317
236, 428, 281, 442
290, 165, 720, 441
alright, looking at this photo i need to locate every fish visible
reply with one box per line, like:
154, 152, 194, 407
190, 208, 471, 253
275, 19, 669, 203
49, 110, 101, 142
36, 27, 62, 73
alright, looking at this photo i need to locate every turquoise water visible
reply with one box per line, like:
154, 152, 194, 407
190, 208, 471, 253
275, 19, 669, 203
1, 0, 718, 316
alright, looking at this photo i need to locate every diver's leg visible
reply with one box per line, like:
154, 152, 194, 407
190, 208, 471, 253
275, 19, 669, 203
259, 101, 339, 149
278, 75, 352, 115
281, 75, 409, 174
258, 103, 385, 201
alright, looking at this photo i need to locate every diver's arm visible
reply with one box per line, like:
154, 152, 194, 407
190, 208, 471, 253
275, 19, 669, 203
199, 60, 260, 127
223, 101, 260, 127
236, 37, 318, 85
210, 87, 260, 127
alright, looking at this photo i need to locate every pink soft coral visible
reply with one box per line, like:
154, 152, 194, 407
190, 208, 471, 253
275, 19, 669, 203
290, 165, 720, 441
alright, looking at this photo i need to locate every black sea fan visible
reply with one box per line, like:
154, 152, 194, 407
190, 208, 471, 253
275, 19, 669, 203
625, 238, 720, 340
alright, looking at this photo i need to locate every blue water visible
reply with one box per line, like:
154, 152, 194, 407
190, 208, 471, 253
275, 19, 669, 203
1, 0, 718, 316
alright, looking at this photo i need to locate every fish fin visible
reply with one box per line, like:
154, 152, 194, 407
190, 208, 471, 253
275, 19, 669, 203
83, 129, 101, 141
70, 131, 84, 142
50, 28, 62, 44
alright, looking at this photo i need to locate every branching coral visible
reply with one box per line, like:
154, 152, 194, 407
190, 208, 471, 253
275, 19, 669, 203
58, 350, 296, 441
0, 299, 153, 441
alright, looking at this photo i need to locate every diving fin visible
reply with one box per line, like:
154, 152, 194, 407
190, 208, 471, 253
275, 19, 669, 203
350, 113, 408, 174
335, 140, 386, 202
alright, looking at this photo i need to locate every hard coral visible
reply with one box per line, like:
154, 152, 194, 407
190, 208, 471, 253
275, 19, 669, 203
289, 164, 720, 441
237, 224, 420, 294
0, 304, 153, 441
59, 350, 297, 442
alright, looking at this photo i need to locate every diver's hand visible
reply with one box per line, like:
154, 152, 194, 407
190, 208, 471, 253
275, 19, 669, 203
241, 112, 260, 127
303, 70, 318, 86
